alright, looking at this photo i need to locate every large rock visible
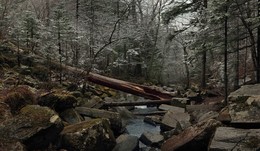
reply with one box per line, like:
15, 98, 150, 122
113, 134, 139, 151
139, 131, 164, 147
158, 104, 185, 113
209, 127, 260, 151
76, 107, 124, 135
161, 119, 221, 151
227, 84, 260, 127
59, 108, 83, 124
0, 139, 26, 151
38, 90, 78, 112
0, 105, 63, 150
161, 111, 191, 131
2, 86, 35, 114
60, 119, 116, 151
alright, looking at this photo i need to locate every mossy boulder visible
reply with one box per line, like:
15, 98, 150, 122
31, 65, 49, 81
60, 119, 116, 151
0, 105, 63, 150
38, 90, 78, 112
0, 139, 26, 151
0, 102, 12, 123
2, 85, 35, 114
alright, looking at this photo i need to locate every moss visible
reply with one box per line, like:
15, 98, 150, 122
2, 86, 35, 114
31, 65, 49, 81
37, 89, 78, 112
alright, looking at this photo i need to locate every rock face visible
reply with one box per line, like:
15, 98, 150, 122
113, 134, 139, 151
75, 107, 124, 135
60, 119, 116, 151
161, 119, 221, 151
0, 105, 63, 150
209, 127, 260, 151
38, 90, 78, 112
139, 131, 164, 147
161, 111, 191, 131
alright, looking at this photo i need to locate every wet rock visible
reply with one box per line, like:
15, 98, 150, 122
0, 139, 26, 151
38, 90, 78, 112
2, 85, 35, 114
158, 104, 185, 113
70, 91, 82, 98
161, 119, 221, 151
60, 119, 116, 151
140, 131, 164, 147
113, 134, 139, 151
209, 127, 260, 151
144, 115, 161, 126
75, 107, 124, 135
160, 111, 191, 131
59, 108, 83, 124
0, 105, 63, 150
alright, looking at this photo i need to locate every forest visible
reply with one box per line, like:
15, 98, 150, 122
0, 0, 259, 151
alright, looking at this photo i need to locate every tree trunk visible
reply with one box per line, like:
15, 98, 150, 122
58, 24, 62, 84
74, 0, 80, 66
234, 19, 240, 90
224, 0, 228, 105
201, 0, 207, 88
183, 46, 190, 89
257, 0, 260, 83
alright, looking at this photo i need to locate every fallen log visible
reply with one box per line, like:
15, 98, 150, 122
103, 99, 172, 107
51, 61, 174, 100
133, 111, 167, 116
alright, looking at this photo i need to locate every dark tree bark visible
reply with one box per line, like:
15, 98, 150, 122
234, 19, 240, 90
201, 0, 207, 88
74, 0, 80, 66
224, 0, 229, 105
257, 0, 260, 83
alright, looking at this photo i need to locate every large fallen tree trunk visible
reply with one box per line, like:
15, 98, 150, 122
87, 73, 173, 100
50, 62, 174, 100
5, 40, 174, 100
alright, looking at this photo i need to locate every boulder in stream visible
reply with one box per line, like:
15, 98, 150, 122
160, 111, 191, 131
0, 105, 63, 150
60, 119, 116, 151
139, 131, 164, 147
113, 134, 139, 151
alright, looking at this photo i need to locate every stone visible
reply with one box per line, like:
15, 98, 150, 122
37, 90, 78, 112
161, 111, 191, 131
0, 105, 63, 150
60, 119, 116, 151
59, 108, 83, 124
80, 95, 103, 109
144, 115, 161, 126
158, 104, 185, 113
139, 131, 164, 147
0, 140, 26, 151
228, 84, 260, 99
75, 107, 124, 135
209, 127, 260, 151
161, 119, 221, 151
113, 134, 139, 151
